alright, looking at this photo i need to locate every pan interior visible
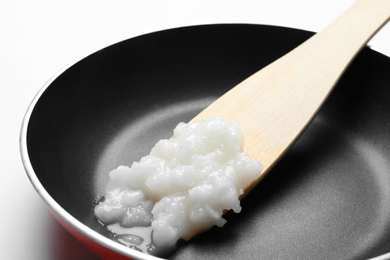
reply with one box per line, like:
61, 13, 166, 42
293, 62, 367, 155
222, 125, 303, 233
26, 24, 390, 259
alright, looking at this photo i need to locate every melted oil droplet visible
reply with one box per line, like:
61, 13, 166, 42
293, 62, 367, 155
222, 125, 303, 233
101, 223, 177, 257
147, 242, 157, 255
108, 223, 153, 254
116, 234, 143, 246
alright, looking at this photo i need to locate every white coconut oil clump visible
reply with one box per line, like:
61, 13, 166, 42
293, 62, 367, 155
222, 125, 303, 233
94, 116, 263, 255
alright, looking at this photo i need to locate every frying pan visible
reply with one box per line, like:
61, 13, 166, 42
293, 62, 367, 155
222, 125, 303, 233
21, 24, 390, 259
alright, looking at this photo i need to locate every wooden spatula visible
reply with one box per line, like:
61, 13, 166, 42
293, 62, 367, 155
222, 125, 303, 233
189, 0, 390, 199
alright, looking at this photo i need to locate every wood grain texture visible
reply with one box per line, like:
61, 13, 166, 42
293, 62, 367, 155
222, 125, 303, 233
190, 0, 390, 197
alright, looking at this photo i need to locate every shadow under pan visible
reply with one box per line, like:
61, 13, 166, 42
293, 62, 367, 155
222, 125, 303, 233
26, 24, 390, 259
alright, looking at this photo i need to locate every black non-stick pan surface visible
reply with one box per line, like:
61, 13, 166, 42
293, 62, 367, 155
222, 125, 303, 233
26, 24, 390, 259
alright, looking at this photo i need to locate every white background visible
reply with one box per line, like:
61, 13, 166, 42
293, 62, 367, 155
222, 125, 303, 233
1, 0, 389, 259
